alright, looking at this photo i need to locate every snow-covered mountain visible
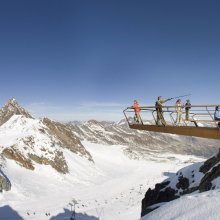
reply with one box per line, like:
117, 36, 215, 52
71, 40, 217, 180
141, 149, 220, 219
67, 119, 220, 159
0, 98, 220, 220
0, 99, 92, 179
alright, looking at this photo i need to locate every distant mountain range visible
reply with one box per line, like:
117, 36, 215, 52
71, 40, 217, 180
0, 98, 219, 192
1, 98, 220, 220
67, 118, 220, 160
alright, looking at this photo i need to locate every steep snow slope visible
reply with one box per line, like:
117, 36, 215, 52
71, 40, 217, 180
0, 141, 203, 220
141, 189, 220, 220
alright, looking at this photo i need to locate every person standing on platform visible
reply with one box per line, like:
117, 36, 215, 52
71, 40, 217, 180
133, 100, 143, 124
155, 96, 171, 126
214, 106, 220, 128
185, 99, 191, 121
175, 99, 183, 126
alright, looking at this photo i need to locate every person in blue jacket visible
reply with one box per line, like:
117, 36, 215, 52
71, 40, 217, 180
214, 106, 220, 128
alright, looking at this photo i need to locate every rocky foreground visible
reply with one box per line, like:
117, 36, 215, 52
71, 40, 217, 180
141, 148, 220, 217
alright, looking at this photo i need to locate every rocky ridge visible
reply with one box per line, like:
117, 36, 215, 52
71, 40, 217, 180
0, 98, 32, 126
0, 99, 93, 187
68, 120, 220, 159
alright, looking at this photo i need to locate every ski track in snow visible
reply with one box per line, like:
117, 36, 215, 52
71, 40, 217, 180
1, 140, 204, 220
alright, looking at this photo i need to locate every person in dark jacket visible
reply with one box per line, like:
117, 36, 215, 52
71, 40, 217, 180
185, 99, 191, 121
214, 106, 220, 128
155, 96, 171, 126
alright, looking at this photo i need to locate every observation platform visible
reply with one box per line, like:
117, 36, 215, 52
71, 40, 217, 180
123, 105, 220, 140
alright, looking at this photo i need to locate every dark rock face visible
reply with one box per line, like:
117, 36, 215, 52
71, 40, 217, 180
199, 163, 220, 192
199, 149, 220, 192
141, 176, 194, 217
0, 98, 32, 126
176, 176, 189, 190
199, 150, 220, 173
141, 181, 178, 216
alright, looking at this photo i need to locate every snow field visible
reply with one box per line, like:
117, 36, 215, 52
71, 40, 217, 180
1, 140, 203, 220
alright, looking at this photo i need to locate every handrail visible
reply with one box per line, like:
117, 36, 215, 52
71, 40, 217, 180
128, 104, 220, 109
124, 104, 220, 128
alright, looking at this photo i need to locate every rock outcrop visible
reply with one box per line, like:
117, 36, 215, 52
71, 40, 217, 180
141, 148, 220, 217
0, 173, 11, 192
0, 98, 32, 126
2, 146, 34, 170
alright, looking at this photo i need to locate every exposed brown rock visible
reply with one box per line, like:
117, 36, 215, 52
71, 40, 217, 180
0, 98, 32, 126
2, 146, 34, 170
43, 118, 93, 162
29, 151, 68, 174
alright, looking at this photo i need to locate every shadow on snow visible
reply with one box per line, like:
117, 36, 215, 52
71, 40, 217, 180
0, 205, 24, 220
50, 208, 99, 220
163, 171, 176, 178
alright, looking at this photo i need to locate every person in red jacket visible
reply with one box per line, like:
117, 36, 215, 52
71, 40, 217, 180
133, 100, 143, 124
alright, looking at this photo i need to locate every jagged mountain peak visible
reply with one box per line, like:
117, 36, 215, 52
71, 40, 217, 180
117, 117, 132, 126
0, 98, 33, 126
8, 97, 17, 104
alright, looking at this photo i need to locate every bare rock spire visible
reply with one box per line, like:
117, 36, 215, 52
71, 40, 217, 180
0, 97, 33, 126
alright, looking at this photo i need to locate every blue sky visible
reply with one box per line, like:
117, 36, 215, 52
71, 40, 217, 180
0, 0, 220, 121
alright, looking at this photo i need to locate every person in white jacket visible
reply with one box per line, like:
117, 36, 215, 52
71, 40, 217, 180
175, 99, 182, 126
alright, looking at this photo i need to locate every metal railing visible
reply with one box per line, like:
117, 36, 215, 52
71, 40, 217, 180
123, 104, 220, 128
